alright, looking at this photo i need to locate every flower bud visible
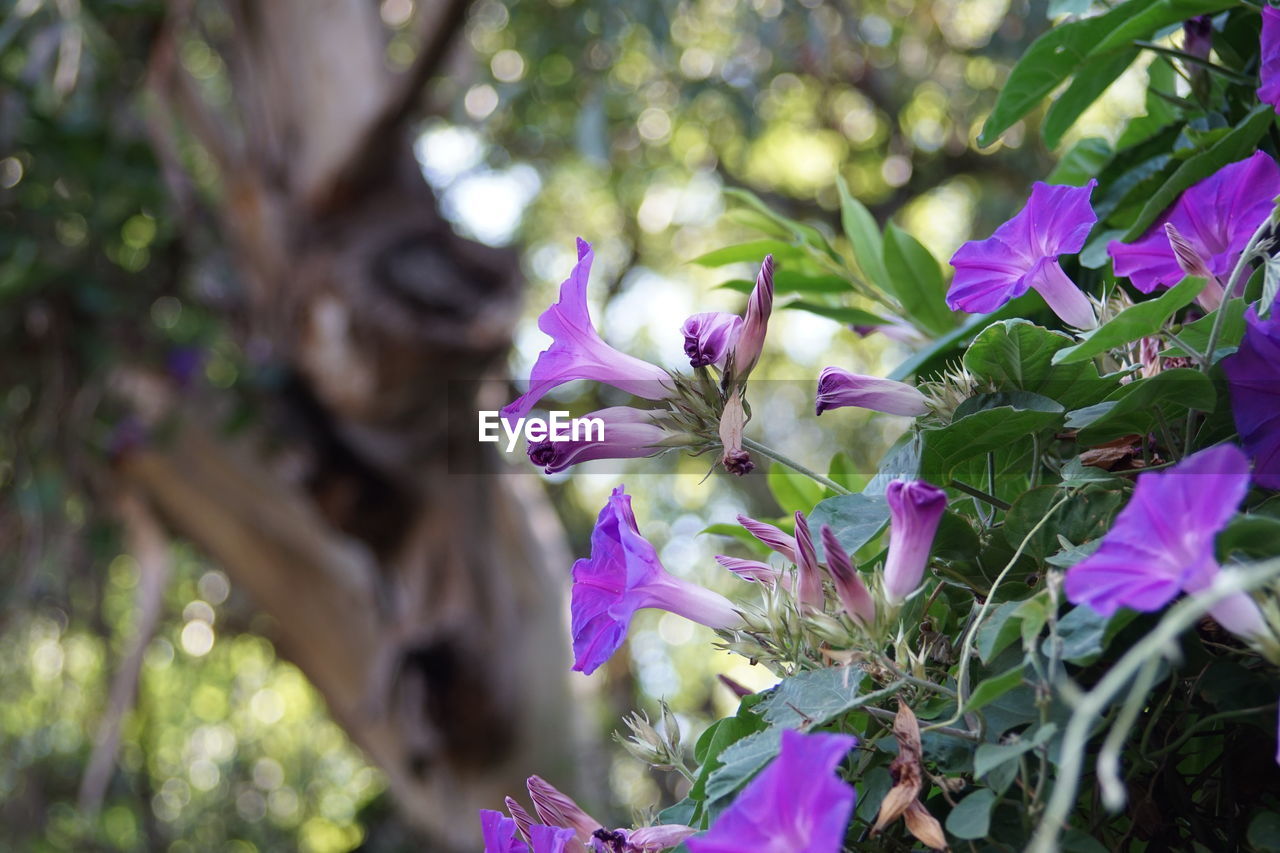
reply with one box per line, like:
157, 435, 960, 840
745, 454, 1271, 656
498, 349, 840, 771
882, 480, 948, 605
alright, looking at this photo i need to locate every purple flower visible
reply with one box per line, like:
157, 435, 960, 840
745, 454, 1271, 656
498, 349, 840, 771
1064, 445, 1251, 617
527, 775, 602, 844
1223, 304, 1280, 490
714, 555, 787, 588
1184, 15, 1213, 61
1260, 6, 1280, 112
736, 514, 799, 563
686, 730, 857, 853
821, 525, 876, 626
1108, 152, 1280, 294
793, 512, 825, 612
814, 367, 930, 417
527, 407, 671, 474
883, 480, 948, 605
571, 486, 740, 675
482, 809, 529, 853
503, 239, 672, 424
724, 255, 774, 384
682, 312, 743, 369
948, 181, 1098, 329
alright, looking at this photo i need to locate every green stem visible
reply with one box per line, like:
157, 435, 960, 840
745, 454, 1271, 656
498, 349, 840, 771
1027, 559, 1280, 853
1149, 702, 1278, 760
741, 437, 851, 495
924, 493, 1071, 735
1203, 217, 1272, 370
949, 479, 1012, 511
1132, 41, 1255, 85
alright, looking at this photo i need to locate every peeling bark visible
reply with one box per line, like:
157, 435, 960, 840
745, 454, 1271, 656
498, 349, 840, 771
121, 1, 582, 846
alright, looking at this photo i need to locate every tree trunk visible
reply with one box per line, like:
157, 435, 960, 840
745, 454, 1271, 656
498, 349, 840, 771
122, 2, 581, 847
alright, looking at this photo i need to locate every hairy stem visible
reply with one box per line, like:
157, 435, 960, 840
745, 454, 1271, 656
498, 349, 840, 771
741, 437, 852, 495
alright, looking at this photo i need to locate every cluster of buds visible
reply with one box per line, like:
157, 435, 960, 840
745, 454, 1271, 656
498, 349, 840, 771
614, 702, 686, 772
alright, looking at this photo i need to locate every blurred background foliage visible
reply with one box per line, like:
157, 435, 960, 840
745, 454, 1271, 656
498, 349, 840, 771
0, 0, 1153, 848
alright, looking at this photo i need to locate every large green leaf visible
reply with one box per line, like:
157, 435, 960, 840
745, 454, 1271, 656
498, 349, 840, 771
1047, 605, 1139, 665
1003, 484, 1125, 560
946, 789, 997, 840
836, 176, 891, 294
974, 723, 1057, 779
977, 0, 1161, 147
1047, 137, 1114, 186
689, 240, 803, 267
1042, 48, 1140, 150
1163, 298, 1247, 360
920, 392, 1064, 481
1121, 105, 1274, 241
963, 319, 1118, 410
807, 493, 890, 561
1071, 367, 1216, 444
883, 223, 955, 336
724, 187, 836, 259
716, 271, 849, 295
1086, 0, 1238, 57
768, 463, 827, 516
1051, 276, 1206, 364
759, 667, 869, 728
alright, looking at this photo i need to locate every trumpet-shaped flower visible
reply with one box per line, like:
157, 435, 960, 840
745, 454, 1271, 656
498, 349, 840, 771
883, 480, 948, 604
793, 511, 825, 611
1064, 445, 1251, 617
1108, 152, 1280, 294
1223, 303, 1280, 490
714, 555, 786, 588
480, 810, 576, 853
1260, 6, 1280, 112
821, 525, 876, 626
736, 514, 798, 563
503, 239, 672, 423
527, 407, 671, 474
948, 181, 1098, 328
724, 255, 774, 384
571, 486, 740, 675
814, 367, 931, 417
686, 730, 857, 853
681, 312, 743, 369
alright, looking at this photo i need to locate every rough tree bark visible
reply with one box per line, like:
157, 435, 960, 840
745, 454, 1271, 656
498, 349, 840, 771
118, 1, 581, 847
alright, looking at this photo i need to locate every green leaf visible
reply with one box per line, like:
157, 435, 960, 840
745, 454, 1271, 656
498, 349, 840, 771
768, 463, 827, 516
1164, 298, 1247, 359
1074, 367, 1215, 445
1049, 604, 1139, 664
759, 667, 869, 728
826, 453, 867, 494
974, 723, 1057, 779
689, 240, 802, 267
920, 392, 1064, 482
883, 223, 955, 336
1042, 48, 1140, 149
688, 696, 769, 803
946, 789, 997, 840
704, 728, 782, 803
836, 176, 891, 293
1047, 137, 1114, 186
807, 493, 890, 561
781, 301, 887, 328
1219, 515, 1280, 560
1003, 485, 1125, 560
1051, 276, 1206, 364
724, 187, 836, 259
716, 271, 849, 295
1122, 105, 1274, 241
964, 665, 1026, 716
701, 522, 768, 554
963, 319, 1118, 410
977, 0, 1160, 147
1086, 0, 1238, 58
976, 601, 1025, 664
1250, 809, 1280, 852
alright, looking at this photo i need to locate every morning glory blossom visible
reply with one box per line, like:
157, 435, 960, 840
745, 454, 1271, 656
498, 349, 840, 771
1064, 445, 1257, 625
1223, 302, 1280, 490
1108, 152, 1280, 294
947, 180, 1098, 329
681, 312, 743, 369
503, 239, 672, 424
736, 514, 799, 563
814, 367, 931, 417
1260, 6, 1280, 112
527, 407, 672, 474
571, 486, 740, 675
686, 730, 857, 853
883, 480, 948, 605
480, 810, 576, 853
